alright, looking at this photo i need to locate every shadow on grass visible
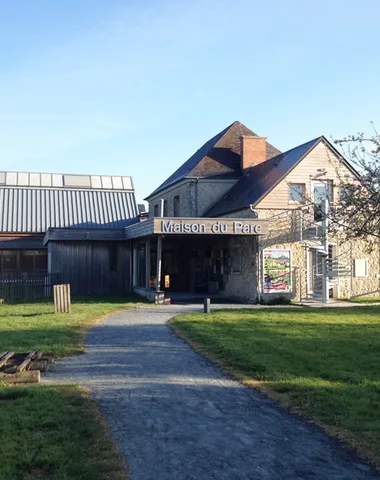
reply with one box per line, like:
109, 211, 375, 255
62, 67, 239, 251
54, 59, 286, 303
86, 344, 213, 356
0, 384, 127, 480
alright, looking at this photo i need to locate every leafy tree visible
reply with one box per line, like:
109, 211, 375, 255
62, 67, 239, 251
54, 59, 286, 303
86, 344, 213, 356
328, 124, 380, 245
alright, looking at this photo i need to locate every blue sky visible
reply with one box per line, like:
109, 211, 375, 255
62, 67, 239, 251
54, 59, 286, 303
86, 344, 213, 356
1, 0, 379, 202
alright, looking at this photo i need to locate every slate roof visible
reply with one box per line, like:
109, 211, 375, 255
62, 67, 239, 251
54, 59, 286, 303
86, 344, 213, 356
0, 171, 139, 233
146, 121, 281, 199
205, 137, 323, 217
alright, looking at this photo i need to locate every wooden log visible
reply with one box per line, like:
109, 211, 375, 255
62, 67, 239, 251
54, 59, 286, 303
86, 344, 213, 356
0, 352, 8, 360
16, 351, 37, 373
29, 360, 49, 372
34, 351, 44, 361
0, 370, 41, 384
0, 351, 15, 369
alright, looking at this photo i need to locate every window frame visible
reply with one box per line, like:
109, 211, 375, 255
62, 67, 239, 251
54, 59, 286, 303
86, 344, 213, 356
288, 183, 306, 204
354, 258, 368, 278
0, 249, 48, 274
312, 180, 334, 222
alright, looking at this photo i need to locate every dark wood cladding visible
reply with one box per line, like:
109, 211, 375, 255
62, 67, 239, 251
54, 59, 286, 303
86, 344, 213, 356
48, 241, 131, 295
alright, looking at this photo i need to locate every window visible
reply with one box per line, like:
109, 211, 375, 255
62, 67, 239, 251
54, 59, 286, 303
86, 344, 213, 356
2, 251, 17, 272
20, 251, 35, 271
339, 185, 355, 206
313, 181, 333, 221
173, 195, 180, 217
35, 250, 48, 271
154, 204, 159, 217
109, 244, 120, 274
231, 247, 242, 274
163, 200, 168, 217
354, 259, 368, 278
0, 250, 48, 273
289, 183, 305, 203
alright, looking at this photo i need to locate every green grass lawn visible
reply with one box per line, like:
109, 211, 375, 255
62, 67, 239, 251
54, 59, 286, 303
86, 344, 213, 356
0, 294, 147, 480
0, 384, 127, 480
0, 294, 147, 357
349, 296, 380, 303
171, 307, 380, 466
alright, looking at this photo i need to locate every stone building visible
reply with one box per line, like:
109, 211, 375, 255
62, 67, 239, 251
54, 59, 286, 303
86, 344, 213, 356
129, 121, 380, 303
2, 121, 377, 303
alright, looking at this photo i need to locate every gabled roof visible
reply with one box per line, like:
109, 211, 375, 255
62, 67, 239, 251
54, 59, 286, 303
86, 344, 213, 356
145, 121, 281, 199
205, 136, 349, 217
0, 171, 139, 233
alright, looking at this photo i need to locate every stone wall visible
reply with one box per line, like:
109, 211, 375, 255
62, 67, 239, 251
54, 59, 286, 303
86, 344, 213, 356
148, 179, 237, 218
335, 239, 380, 299
220, 236, 259, 303
256, 208, 380, 301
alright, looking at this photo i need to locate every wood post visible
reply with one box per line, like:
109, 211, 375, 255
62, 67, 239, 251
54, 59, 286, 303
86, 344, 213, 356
54, 284, 71, 313
146, 239, 151, 289
156, 236, 162, 293
156, 198, 165, 293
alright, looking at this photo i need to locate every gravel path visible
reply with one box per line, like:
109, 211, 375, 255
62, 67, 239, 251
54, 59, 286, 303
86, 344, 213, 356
45, 306, 378, 480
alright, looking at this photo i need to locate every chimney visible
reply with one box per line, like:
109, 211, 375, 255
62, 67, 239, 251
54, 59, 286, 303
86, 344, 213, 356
240, 136, 267, 171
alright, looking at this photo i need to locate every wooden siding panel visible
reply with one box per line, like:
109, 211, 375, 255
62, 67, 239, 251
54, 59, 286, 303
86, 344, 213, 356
256, 142, 355, 209
49, 241, 131, 295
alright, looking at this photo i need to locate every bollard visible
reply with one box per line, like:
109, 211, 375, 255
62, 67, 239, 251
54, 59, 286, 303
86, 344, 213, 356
204, 297, 211, 314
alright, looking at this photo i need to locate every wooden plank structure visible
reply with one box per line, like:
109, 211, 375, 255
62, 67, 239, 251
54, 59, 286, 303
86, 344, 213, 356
0, 351, 15, 368
54, 284, 71, 313
0, 350, 54, 384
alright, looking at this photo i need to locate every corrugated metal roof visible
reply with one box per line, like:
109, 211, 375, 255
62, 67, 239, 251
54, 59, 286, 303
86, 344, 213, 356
0, 187, 138, 232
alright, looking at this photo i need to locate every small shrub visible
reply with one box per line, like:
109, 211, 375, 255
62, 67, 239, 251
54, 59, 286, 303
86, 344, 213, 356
260, 296, 291, 306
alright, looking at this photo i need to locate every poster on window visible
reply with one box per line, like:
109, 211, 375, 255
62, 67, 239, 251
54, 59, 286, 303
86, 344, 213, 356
263, 249, 292, 293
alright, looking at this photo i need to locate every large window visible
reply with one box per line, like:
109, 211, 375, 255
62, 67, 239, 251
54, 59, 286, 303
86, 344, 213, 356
289, 183, 305, 203
0, 250, 48, 273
